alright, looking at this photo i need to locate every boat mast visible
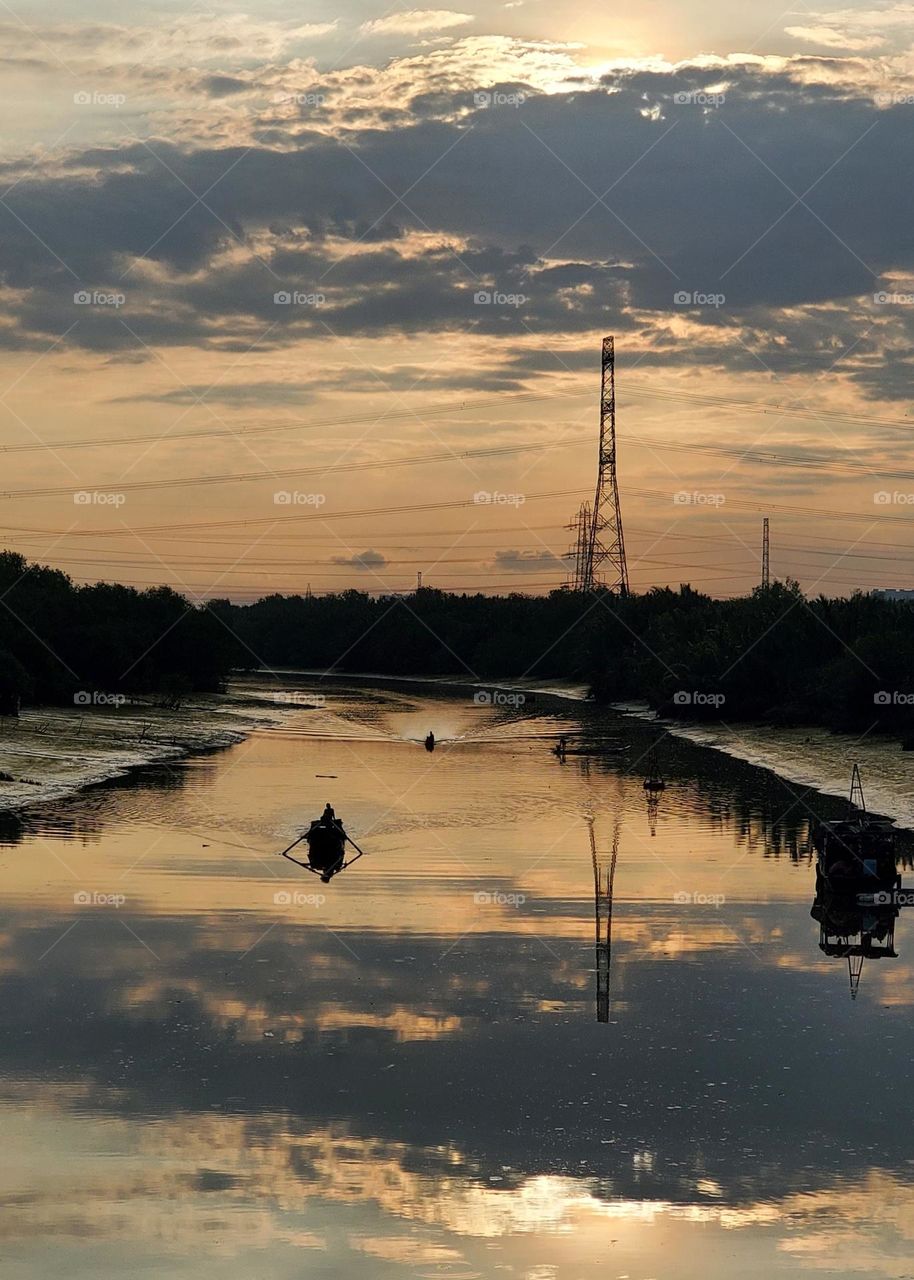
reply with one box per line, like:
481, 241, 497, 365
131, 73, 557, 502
850, 762, 866, 812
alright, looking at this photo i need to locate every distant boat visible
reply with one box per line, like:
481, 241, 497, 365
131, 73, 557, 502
643, 748, 666, 793
425, 731, 435, 752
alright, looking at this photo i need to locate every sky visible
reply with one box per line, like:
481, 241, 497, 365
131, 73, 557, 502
1, 1, 913, 598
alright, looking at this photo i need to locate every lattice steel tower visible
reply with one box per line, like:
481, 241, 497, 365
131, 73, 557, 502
589, 816, 620, 1024
582, 336, 629, 594
567, 501, 592, 592
761, 517, 770, 589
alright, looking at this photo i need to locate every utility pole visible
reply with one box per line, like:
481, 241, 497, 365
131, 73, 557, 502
761, 517, 770, 590
581, 336, 629, 595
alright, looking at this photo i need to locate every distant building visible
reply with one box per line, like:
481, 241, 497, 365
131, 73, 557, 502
874, 589, 914, 602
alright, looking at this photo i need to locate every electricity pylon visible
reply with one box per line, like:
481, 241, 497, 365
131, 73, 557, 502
580, 336, 629, 594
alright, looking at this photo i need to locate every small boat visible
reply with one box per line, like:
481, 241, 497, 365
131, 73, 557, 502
425, 731, 435, 752
304, 809, 347, 882
643, 748, 666, 793
811, 765, 898, 895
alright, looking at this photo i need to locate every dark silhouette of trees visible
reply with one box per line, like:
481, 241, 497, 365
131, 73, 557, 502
0, 551, 241, 711
228, 580, 914, 735
3, 545, 912, 736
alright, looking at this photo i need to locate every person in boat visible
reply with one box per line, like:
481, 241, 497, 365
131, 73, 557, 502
425, 731, 435, 751
305, 803, 347, 882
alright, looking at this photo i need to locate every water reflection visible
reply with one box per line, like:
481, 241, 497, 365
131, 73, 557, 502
0, 679, 913, 1277
589, 815, 619, 1024
811, 888, 899, 998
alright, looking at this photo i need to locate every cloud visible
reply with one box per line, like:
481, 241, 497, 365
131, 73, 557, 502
331, 549, 388, 569
0, 55, 913, 400
0, 16, 339, 66
494, 549, 568, 572
786, 4, 914, 51
360, 10, 473, 36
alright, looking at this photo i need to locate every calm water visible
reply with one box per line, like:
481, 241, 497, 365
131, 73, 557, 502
2, 679, 914, 1279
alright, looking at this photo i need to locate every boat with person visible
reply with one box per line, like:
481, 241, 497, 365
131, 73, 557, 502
280, 803, 367, 883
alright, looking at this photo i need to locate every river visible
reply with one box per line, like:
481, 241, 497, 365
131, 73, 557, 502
2, 675, 913, 1279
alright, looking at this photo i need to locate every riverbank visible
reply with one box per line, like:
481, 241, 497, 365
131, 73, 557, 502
0, 681, 298, 814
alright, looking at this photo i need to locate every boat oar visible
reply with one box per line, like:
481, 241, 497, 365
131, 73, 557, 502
341, 832, 369, 868
279, 833, 306, 858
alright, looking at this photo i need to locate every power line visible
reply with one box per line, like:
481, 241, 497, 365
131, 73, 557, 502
0, 437, 590, 501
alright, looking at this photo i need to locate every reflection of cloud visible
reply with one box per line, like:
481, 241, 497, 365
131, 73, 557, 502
4, 1101, 914, 1280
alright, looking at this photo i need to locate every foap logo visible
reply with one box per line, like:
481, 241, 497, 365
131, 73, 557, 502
673, 890, 725, 907
473, 290, 527, 307
73, 890, 127, 907
273, 290, 326, 306
473, 689, 526, 707
74, 690, 129, 707
273, 491, 326, 506
272, 91, 325, 107
473, 890, 526, 906
874, 290, 914, 305
73, 89, 126, 108
673, 691, 725, 708
873, 91, 914, 107
274, 691, 326, 707
874, 690, 914, 706
873, 889, 914, 906
473, 490, 526, 507
74, 289, 126, 308
874, 491, 914, 505
673, 290, 726, 308
673, 490, 726, 507
673, 90, 725, 107
273, 890, 326, 907
474, 89, 526, 108
74, 490, 126, 507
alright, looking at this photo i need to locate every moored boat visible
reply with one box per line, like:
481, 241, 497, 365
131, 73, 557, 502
811, 765, 898, 894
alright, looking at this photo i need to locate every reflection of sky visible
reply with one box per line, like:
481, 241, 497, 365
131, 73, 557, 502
2, 685, 914, 1274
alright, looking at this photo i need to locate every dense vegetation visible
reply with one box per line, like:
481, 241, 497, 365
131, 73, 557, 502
0, 551, 237, 712
228, 580, 914, 735
2, 547, 913, 736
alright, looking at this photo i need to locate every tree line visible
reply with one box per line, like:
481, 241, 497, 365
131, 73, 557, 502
1, 549, 912, 737
0, 551, 237, 713
226, 580, 914, 735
